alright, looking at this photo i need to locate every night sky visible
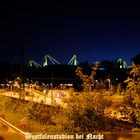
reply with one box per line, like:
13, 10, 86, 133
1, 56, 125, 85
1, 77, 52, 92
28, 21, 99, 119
0, 1, 140, 65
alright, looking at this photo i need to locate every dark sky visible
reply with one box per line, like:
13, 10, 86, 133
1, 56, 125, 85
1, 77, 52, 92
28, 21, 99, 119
0, 1, 140, 65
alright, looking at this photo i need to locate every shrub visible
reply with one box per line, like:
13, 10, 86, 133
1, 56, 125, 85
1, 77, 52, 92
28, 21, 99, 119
76, 64, 98, 92
123, 63, 140, 127
59, 92, 112, 132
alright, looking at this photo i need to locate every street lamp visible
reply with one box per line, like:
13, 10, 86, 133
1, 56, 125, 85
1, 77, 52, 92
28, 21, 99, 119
51, 72, 54, 105
107, 79, 111, 89
50, 83, 54, 105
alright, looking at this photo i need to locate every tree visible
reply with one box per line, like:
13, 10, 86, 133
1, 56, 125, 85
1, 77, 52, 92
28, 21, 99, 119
76, 64, 98, 92
131, 53, 140, 65
60, 92, 112, 132
100, 60, 115, 70
125, 62, 140, 94
100, 60, 116, 82
78, 61, 91, 75
124, 62, 140, 126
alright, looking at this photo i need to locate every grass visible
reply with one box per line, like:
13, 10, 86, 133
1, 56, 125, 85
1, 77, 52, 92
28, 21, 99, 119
5, 111, 21, 125
0, 94, 60, 132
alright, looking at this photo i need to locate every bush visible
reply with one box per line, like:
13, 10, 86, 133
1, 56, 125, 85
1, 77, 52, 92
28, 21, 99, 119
59, 92, 112, 132
123, 63, 140, 127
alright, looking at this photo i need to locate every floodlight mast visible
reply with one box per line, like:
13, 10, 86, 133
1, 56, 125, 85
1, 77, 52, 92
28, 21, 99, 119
43, 55, 60, 66
117, 58, 128, 69
68, 54, 79, 66
43, 56, 48, 66
28, 60, 42, 68
27, 54, 79, 67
